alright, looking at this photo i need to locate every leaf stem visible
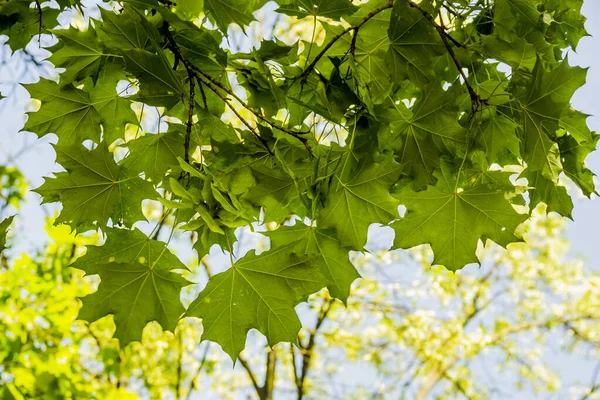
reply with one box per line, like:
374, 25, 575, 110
405, 0, 485, 115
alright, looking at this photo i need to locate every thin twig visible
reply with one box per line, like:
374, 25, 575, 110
238, 354, 263, 398
195, 75, 273, 154
296, 298, 334, 400
262, 348, 277, 400
581, 362, 600, 400
185, 74, 195, 163
185, 344, 210, 400
34, 0, 43, 46
175, 329, 183, 399
406, 0, 463, 47
299, 0, 394, 82
405, 0, 485, 115
191, 64, 311, 143
162, 24, 273, 154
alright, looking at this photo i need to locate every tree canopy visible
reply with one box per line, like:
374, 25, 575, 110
0, 0, 596, 360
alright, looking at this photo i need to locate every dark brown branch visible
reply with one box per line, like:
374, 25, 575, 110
296, 298, 334, 400
349, 28, 359, 57
34, 0, 43, 46
198, 80, 208, 110
260, 348, 277, 400
299, 0, 394, 82
190, 64, 311, 149
185, 73, 195, 163
185, 344, 210, 400
238, 354, 262, 398
194, 75, 272, 154
406, 0, 463, 47
175, 329, 183, 399
406, 0, 484, 115
163, 24, 274, 154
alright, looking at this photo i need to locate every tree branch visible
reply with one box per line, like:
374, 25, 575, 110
34, 0, 43, 46
189, 64, 312, 151
162, 22, 273, 154
405, 0, 484, 115
296, 298, 334, 400
194, 74, 273, 154
238, 354, 263, 398
299, 0, 394, 82
185, 343, 210, 400
261, 348, 277, 400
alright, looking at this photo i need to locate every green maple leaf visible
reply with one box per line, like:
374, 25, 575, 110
391, 163, 528, 270
203, 0, 258, 32
48, 26, 106, 85
387, 0, 446, 83
2, 5, 60, 51
378, 83, 466, 189
559, 133, 599, 197
0, 216, 15, 254
123, 130, 185, 183
267, 223, 360, 302
99, 6, 153, 51
193, 225, 236, 260
191, 108, 240, 145
476, 112, 520, 165
517, 58, 587, 182
72, 228, 190, 344
320, 152, 402, 250
24, 79, 102, 145
35, 143, 157, 231
494, 0, 555, 64
277, 0, 358, 20
525, 170, 573, 218
123, 49, 184, 109
545, 0, 588, 49
186, 243, 327, 360
244, 160, 309, 223
88, 66, 137, 144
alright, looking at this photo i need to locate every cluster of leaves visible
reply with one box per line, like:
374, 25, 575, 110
2, 0, 596, 359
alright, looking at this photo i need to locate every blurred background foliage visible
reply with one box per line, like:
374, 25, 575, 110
0, 165, 599, 399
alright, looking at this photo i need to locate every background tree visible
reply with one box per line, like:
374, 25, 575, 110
0, 172, 599, 398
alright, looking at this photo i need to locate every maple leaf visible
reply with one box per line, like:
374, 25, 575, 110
123, 49, 184, 109
47, 26, 106, 85
123, 130, 185, 183
203, 0, 258, 32
72, 228, 191, 344
391, 163, 528, 270
267, 223, 360, 302
186, 243, 327, 360
24, 79, 102, 145
378, 83, 466, 189
8, 0, 596, 359
35, 143, 157, 231
320, 151, 402, 250
244, 160, 310, 223
525, 170, 573, 219
98, 6, 153, 51
0, 216, 15, 254
476, 112, 521, 166
517, 58, 587, 182
387, 0, 446, 83
88, 66, 138, 144
277, 0, 358, 20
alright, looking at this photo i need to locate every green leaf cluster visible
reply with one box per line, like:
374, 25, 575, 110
4, 0, 595, 359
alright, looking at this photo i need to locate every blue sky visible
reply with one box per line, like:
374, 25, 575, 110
565, 1, 600, 267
